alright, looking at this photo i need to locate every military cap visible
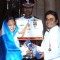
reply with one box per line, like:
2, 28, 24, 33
21, 0, 34, 7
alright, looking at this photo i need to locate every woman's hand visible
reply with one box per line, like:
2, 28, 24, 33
23, 43, 32, 54
23, 43, 27, 48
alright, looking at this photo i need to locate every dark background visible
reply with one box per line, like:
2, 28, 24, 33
0, 0, 20, 29
0, 0, 60, 29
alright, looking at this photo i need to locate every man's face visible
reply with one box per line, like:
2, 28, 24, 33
23, 7, 33, 17
45, 14, 58, 29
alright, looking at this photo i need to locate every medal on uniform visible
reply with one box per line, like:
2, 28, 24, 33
33, 19, 37, 29
27, 23, 30, 33
48, 48, 51, 51
48, 43, 51, 51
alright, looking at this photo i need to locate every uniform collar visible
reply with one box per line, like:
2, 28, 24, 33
24, 15, 32, 19
23, 16, 34, 20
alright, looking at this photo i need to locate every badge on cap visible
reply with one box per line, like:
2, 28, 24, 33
26, 0, 29, 4
22, 0, 34, 7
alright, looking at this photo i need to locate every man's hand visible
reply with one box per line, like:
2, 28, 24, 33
40, 52, 44, 59
26, 50, 32, 54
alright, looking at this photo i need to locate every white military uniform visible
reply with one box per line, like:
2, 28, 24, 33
40, 25, 60, 60
16, 16, 43, 38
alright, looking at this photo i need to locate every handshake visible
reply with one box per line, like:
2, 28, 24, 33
25, 40, 41, 59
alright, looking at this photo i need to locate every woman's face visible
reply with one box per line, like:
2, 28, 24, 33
7, 19, 16, 32
45, 14, 58, 29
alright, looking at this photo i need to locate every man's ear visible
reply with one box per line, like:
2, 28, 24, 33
56, 20, 58, 24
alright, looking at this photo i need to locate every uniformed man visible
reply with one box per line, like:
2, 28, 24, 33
16, 0, 43, 38
16, 0, 43, 59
